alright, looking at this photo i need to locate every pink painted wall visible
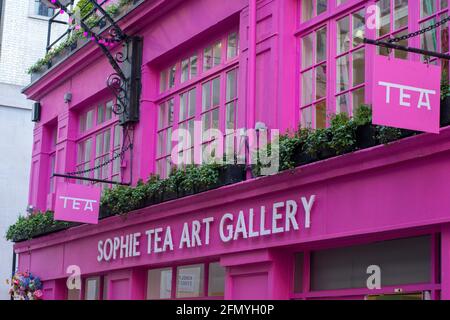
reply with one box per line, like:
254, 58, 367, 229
18, 0, 450, 300
15, 128, 450, 299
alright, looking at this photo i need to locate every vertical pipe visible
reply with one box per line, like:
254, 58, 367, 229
246, 0, 257, 178
248, 0, 257, 128
10, 249, 16, 301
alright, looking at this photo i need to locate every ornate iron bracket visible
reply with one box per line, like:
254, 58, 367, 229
48, 0, 142, 124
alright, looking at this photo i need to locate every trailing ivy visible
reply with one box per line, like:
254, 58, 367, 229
27, 0, 136, 75
6, 211, 72, 242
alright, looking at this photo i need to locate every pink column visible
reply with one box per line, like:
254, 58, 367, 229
441, 224, 450, 300
42, 279, 66, 300
29, 125, 50, 211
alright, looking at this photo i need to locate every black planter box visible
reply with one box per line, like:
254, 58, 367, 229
292, 144, 316, 166
441, 96, 450, 127
218, 164, 246, 186
162, 190, 177, 202
318, 145, 335, 160
99, 205, 114, 219
356, 124, 378, 149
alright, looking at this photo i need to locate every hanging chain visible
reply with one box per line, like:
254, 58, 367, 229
66, 125, 134, 176
388, 16, 450, 43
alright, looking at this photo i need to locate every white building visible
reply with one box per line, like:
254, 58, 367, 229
0, 0, 68, 300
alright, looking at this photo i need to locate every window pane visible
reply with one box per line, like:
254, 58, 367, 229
352, 48, 365, 86
337, 16, 350, 54
226, 69, 238, 101
316, 65, 327, 99
105, 101, 113, 121
85, 278, 100, 300
442, 13, 449, 53
176, 264, 204, 298
147, 268, 173, 300
301, 0, 314, 22
396, 30, 408, 60
421, 0, 436, 18
160, 70, 167, 93
310, 236, 431, 291
301, 33, 314, 68
226, 101, 236, 130
97, 105, 104, 124
336, 93, 350, 115
378, 0, 391, 37
213, 42, 222, 66
189, 89, 196, 118
394, 0, 408, 30
294, 253, 304, 293
317, 0, 327, 15
315, 101, 327, 129
301, 69, 313, 106
316, 27, 327, 62
86, 110, 94, 131
336, 55, 350, 92
301, 106, 313, 128
190, 55, 198, 78
227, 32, 239, 59
352, 87, 365, 112
204, 47, 213, 71
181, 59, 189, 83
202, 81, 211, 111
353, 9, 365, 47
208, 263, 225, 296
169, 66, 176, 89
212, 77, 220, 106
421, 19, 438, 53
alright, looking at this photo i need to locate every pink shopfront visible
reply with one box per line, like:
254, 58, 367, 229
16, 0, 450, 300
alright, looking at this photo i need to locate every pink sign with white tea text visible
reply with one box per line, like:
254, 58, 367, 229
54, 183, 101, 224
372, 55, 441, 134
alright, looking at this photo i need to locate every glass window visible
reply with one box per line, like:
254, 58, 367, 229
335, 9, 366, 116
156, 99, 174, 177
67, 288, 81, 300
300, 26, 327, 129
310, 236, 432, 291
85, 277, 100, 300
147, 268, 173, 300
176, 264, 204, 298
208, 263, 226, 296
377, 0, 409, 59
34, 0, 54, 17
294, 253, 304, 293
204, 42, 222, 71
181, 55, 198, 83
301, 0, 327, 22
227, 32, 239, 59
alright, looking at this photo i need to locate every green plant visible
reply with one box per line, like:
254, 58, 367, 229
303, 127, 332, 158
353, 104, 373, 126
329, 113, 356, 155
376, 126, 402, 144
76, 0, 94, 18
441, 72, 450, 100
6, 211, 71, 242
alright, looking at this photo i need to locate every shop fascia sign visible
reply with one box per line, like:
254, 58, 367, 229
97, 195, 316, 262
54, 183, 101, 224
372, 55, 441, 134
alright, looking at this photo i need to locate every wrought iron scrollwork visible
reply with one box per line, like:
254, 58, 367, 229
107, 73, 128, 115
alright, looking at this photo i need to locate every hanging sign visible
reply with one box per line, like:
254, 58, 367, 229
372, 55, 441, 134
54, 183, 101, 224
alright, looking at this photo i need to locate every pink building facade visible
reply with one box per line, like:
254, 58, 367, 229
16, 0, 450, 300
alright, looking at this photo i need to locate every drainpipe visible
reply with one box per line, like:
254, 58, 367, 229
246, 0, 257, 178
10, 248, 16, 301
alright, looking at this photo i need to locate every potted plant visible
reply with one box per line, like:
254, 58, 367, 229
376, 126, 402, 145
329, 112, 357, 155
353, 104, 378, 149
303, 127, 334, 161
441, 75, 450, 126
